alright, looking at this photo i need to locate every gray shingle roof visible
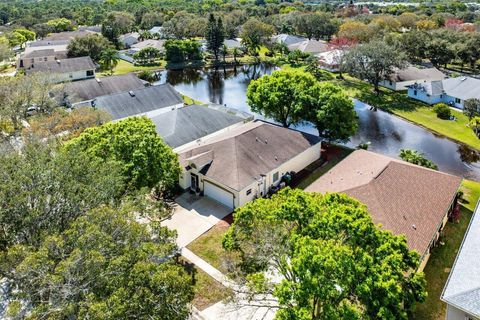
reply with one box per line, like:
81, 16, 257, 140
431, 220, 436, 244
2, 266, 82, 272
95, 83, 183, 120
150, 104, 252, 148
25, 56, 96, 74
442, 77, 480, 100
288, 39, 329, 54
271, 34, 306, 46
179, 121, 321, 191
65, 74, 145, 104
24, 49, 56, 58
442, 202, 480, 317
389, 66, 445, 82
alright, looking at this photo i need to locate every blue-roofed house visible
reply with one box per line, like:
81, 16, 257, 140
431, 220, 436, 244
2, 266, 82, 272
442, 200, 480, 320
408, 76, 480, 109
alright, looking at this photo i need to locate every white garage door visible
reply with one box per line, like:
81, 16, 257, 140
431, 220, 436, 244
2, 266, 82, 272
204, 181, 234, 209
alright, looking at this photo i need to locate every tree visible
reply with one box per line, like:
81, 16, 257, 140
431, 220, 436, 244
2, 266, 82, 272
464, 98, 480, 120
398, 30, 430, 63
397, 12, 419, 29
223, 189, 427, 319
294, 13, 338, 40
2, 205, 193, 320
100, 48, 119, 73
469, 116, 480, 137
304, 83, 358, 142
240, 18, 274, 56
433, 103, 452, 120
163, 11, 207, 40
0, 36, 12, 62
67, 34, 113, 62
102, 11, 134, 45
415, 19, 438, 30
399, 149, 438, 170
338, 21, 373, 42
426, 39, 454, 68
164, 39, 202, 63
206, 14, 225, 62
343, 40, 407, 94
247, 69, 317, 127
66, 117, 181, 191
140, 11, 165, 30
7, 28, 35, 48
133, 47, 161, 65
0, 142, 124, 249
46, 18, 74, 32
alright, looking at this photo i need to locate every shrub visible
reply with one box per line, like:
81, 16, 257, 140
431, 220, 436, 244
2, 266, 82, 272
433, 103, 451, 120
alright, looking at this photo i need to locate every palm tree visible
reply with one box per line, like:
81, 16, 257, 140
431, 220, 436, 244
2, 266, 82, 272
232, 47, 239, 65
221, 44, 228, 64
100, 49, 119, 74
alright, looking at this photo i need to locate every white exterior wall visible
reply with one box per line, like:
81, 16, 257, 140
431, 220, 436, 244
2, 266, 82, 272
446, 304, 478, 320
407, 87, 442, 105
179, 141, 321, 209
381, 79, 432, 91
17, 55, 58, 69
51, 69, 95, 83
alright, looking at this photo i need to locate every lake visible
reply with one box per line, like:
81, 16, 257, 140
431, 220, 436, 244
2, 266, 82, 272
156, 64, 480, 181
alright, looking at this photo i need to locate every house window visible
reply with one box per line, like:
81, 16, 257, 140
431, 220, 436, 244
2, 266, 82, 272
389, 81, 392, 86
86, 70, 94, 77
44, 57, 47, 61
273, 172, 279, 182
69, 73, 73, 78
414, 90, 417, 96
246, 189, 252, 195
455, 98, 461, 104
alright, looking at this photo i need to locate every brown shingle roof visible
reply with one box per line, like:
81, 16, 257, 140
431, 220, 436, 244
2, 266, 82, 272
306, 150, 462, 256
179, 121, 321, 191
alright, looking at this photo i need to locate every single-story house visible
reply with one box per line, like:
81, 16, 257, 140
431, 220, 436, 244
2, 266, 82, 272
149, 26, 164, 37
271, 34, 306, 46
131, 39, 165, 53
119, 32, 140, 48
178, 120, 322, 209
41, 30, 98, 42
63, 73, 146, 107
25, 56, 96, 83
17, 47, 67, 69
316, 49, 344, 72
288, 39, 329, 55
305, 149, 462, 272
150, 104, 252, 151
441, 201, 480, 320
408, 76, 480, 109
94, 83, 184, 121
223, 39, 243, 50
380, 66, 445, 91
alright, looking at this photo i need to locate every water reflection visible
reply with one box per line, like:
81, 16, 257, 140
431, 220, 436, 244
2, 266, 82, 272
157, 65, 480, 181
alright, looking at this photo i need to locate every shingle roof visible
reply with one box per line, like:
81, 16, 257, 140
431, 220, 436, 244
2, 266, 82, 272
288, 39, 329, 54
442, 77, 480, 100
179, 121, 321, 191
272, 34, 306, 46
131, 40, 165, 52
23, 49, 56, 58
389, 66, 445, 82
150, 104, 252, 148
442, 202, 480, 317
305, 150, 462, 256
95, 83, 183, 120
65, 74, 145, 104
43, 30, 97, 41
25, 56, 96, 74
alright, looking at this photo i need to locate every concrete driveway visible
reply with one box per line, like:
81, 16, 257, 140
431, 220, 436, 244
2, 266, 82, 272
162, 193, 232, 247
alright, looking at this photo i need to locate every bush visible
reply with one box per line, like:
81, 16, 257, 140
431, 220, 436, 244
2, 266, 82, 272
433, 103, 451, 120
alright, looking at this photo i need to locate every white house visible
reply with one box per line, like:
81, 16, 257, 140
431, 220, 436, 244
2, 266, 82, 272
119, 32, 140, 48
25, 56, 96, 83
408, 76, 480, 109
177, 121, 322, 209
442, 200, 480, 320
379, 66, 445, 91
316, 49, 344, 72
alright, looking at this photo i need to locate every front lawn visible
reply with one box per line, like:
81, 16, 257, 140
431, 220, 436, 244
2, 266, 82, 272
411, 179, 480, 320
180, 258, 233, 311
99, 59, 165, 76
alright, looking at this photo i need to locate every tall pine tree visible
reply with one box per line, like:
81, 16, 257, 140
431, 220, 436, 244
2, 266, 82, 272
206, 14, 225, 62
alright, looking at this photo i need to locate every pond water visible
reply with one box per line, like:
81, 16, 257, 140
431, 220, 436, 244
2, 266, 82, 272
156, 64, 480, 181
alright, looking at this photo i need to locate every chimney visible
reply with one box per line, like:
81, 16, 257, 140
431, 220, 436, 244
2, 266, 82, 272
128, 90, 135, 97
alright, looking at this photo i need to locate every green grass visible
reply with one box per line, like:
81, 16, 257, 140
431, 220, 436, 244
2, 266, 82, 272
187, 222, 239, 275
99, 59, 165, 76
180, 258, 233, 311
411, 180, 480, 320
182, 94, 205, 106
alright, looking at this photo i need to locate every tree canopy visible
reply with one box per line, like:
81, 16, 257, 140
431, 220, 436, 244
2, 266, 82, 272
399, 149, 438, 170
65, 117, 181, 191
2, 205, 193, 320
223, 188, 427, 320
67, 34, 113, 62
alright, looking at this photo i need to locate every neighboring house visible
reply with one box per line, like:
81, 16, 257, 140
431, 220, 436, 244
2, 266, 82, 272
223, 39, 243, 50
131, 39, 165, 53
63, 73, 146, 107
408, 76, 480, 109
17, 48, 67, 69
271, 34, 306, 46
178, 120, 322, 209
94, 83, 184, 120
149, 26, 164, 37
288, 39, 329, 55
379, 66, 446, 91
119, 32, 140, 48
441, 201, 480, 320
316, 49, 344, 72
25, 56, 96, 83
150, 104, 253, 151
41, 30, 98, 42
305, 149, 462, 272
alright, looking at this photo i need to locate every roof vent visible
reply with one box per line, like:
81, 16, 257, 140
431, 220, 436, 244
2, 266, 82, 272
265, 139, 268, 144
461, 77, 467, 81
274, 156, 278, 161
56, 59, 61, 64
128, 90, 135, 97
412, 224, 417, 230
96, 78, 102, 84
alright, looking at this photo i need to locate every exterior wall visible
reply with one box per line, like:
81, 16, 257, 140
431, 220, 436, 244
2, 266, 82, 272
179, 141, 321, 209
17, 54, 58, 69
381, 79, 435, 91
50, 69, 96, 83
443, 94, 464, 110
407, 87, 442, 105
114, 102, 184, 122
446, 304, 478, 320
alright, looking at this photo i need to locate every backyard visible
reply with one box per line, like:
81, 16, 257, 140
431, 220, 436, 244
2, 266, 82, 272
98, 59, 165, 76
